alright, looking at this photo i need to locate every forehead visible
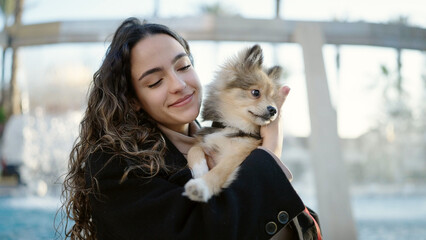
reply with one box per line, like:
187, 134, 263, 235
131, 34, 186, 67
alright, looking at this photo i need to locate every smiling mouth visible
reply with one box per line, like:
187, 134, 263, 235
169, 92, 194, 107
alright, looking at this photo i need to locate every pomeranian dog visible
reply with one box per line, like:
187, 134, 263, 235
183, 44, 283, 202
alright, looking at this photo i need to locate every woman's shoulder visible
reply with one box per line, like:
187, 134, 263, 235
85, 145, 184, 182
86, 149, 126, 179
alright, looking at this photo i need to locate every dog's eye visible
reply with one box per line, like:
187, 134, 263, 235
251, 89, 261, 98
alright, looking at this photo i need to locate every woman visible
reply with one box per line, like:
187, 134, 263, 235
61, 17, 321, 240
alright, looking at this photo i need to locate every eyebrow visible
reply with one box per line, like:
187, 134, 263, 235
138, 52, 188, 81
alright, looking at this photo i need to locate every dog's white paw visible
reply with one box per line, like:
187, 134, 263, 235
191, 159, 209, 179
183, 178, 211, 202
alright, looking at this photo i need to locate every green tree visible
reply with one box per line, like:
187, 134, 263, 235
0, 0, 15, 26
0, 0, 24, 116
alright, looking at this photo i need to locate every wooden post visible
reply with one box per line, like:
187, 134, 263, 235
9, 0, 24, 115
294, 22, 357, 240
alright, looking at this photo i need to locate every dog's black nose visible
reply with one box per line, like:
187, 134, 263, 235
267, 106, 277, 117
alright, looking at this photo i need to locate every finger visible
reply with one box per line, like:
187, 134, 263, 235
276, 86, 291, 109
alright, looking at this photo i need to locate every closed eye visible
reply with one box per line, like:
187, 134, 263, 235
178, 65, 191, 71
148, 79, 162, 88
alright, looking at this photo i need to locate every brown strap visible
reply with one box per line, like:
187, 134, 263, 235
304, 207, 322, 240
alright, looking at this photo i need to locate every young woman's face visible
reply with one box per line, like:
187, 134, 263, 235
130, 34, 202, 133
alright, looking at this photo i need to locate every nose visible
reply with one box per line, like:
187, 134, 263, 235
169, 72, 187, 93
267, 106, 277, 117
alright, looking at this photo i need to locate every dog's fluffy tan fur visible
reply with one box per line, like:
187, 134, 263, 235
183, 45, 283, 202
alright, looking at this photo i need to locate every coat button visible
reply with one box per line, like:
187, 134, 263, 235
265, 221, 277, 235
277, 211, 289, 224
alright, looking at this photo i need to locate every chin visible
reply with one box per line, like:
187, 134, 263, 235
177, 110, 200, 124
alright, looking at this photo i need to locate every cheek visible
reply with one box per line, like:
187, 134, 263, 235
188, 71, 202, 90
138, 89, 166, 112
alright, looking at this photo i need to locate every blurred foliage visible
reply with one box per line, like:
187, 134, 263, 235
379, 63, 411, 119
200, 2, 237, 16
0, 0, 15, 26
387, 15, 410, 26
0, 0, 14, 15
0, 106, 5, 123
357, 52, 426, 184
380, 64, 389, 76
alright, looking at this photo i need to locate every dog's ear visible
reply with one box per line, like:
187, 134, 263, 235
267, 66, 283, 81
244, 44, 263, 69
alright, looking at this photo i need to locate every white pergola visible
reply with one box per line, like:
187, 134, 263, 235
1, 16, 425, 240
2, 16, 425, 49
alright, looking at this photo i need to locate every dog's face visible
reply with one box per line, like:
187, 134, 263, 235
206, 45, 282, 130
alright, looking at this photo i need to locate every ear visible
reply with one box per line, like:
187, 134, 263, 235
267, 65, 283, 81
244, 44, 263, 69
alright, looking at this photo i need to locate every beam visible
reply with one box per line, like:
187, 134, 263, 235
0, 16, 425, 50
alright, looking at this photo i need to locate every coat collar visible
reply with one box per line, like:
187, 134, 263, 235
157, 121, 200, 158
162, 134, 192, 186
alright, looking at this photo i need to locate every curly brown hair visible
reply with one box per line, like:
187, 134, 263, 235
58, 17, 193, 239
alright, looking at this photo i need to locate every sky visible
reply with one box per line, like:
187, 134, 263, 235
20, 0, 426, 26
8, 0, 426, 138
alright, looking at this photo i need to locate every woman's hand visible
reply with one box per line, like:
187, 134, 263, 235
260, 86, 291, 158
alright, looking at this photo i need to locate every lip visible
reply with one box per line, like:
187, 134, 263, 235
169, 92, 194, 107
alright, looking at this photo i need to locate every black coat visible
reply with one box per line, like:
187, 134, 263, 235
86, 136, 321, 240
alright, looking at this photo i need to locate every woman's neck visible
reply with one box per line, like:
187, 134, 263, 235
163, 123, 189, 135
